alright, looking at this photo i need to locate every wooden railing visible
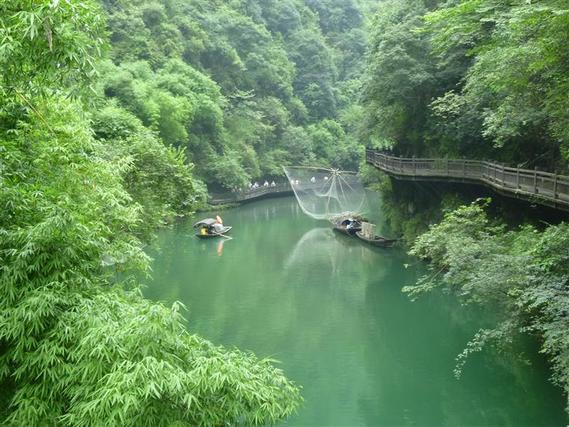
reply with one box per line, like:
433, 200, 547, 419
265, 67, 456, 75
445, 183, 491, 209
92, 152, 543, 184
366, 149, 569, 211
209, 183, 293, 205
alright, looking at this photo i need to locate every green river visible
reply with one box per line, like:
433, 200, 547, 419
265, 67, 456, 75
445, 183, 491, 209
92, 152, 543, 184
144, 195, 566, 426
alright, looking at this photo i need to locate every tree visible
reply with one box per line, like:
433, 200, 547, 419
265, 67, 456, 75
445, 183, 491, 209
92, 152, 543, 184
361, 0, 438, 154
0, 2, 302, 424
424, 0, 569, 167
407, 200, 569, 408
0, 0, 105, 97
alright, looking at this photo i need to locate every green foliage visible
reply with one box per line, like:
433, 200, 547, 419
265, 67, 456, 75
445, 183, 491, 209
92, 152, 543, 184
100, 0, 373, 188
0, 0, 106, 97
97, 58, 243, 187
423, 1, 569, 164
307, 119, 362, 169
406, 201, 569, 407
363, 0, 569, 169
1, 3, 303, 424
0, 94, 301, 425
361, 0, 443, 155
92, 104, 205, 234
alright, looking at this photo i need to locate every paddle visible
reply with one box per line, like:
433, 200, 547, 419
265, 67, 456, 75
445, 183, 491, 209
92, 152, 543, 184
209, 230, 233, 240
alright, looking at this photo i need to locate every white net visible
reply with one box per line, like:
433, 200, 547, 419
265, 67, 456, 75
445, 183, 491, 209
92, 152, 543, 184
283, 166, 368, 220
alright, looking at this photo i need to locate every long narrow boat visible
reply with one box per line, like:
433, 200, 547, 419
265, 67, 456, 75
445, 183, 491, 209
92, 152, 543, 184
355, 231, 397, 247
193, 218, 232, 238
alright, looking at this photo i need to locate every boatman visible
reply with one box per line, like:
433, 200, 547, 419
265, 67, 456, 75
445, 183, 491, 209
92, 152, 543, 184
213, 215, 224, 233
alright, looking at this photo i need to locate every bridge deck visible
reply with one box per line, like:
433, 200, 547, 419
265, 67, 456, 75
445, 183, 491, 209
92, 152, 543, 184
209, 184, 293, 205
366, 149, 569, 211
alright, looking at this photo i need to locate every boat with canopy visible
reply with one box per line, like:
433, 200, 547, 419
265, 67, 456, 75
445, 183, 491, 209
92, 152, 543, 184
193, 217, 232, 238
283, 166, 396, 247
330, 214, 363, 236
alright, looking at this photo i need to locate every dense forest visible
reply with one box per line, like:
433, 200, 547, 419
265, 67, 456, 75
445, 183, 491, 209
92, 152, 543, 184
3, 0, 569, 423
362, 0, 569, 170
99, 0, 378, 192
0, 0, 378, 424
361, 0, 569, 414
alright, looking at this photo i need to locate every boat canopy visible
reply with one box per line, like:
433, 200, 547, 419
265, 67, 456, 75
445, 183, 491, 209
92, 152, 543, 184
193, 218, 216, 228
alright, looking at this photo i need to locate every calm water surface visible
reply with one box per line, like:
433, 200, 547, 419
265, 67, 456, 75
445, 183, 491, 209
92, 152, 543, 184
144, 196, 566, 426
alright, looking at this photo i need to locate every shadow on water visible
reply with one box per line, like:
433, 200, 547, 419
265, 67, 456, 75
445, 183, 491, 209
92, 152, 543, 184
143, 196, 567, 427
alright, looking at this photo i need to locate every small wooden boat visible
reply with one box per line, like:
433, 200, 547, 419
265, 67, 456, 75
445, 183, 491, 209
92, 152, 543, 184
193, 218, 232, 238
356, 231, 397, 247
355, 222, 397, 247
332, 218, 362, 236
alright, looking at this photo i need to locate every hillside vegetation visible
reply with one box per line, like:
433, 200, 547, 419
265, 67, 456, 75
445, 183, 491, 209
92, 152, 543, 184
0, 0, 379, 423
361, 0, 569, 412
363, 0, 569, 171
99, 0, 378, 191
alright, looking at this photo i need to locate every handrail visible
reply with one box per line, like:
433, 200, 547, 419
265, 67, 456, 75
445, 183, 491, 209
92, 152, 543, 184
365, 149, 569, 211
209, 183, 293, 205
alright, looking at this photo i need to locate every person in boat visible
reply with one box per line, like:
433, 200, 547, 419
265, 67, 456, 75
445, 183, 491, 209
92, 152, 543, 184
213, 215, 224, 233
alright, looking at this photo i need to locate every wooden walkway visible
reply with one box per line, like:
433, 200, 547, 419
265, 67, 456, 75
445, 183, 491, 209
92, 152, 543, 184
366, 149, 569, 211
209, 183, 293, 205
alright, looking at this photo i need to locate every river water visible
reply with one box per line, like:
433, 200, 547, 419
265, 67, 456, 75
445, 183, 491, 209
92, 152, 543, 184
143, 196, 566, 426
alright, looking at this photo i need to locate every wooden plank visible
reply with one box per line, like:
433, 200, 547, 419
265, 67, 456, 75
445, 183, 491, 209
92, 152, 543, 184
365, 149, 569, 211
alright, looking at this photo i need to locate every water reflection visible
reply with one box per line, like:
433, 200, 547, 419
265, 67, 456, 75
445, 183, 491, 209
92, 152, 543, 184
285, 227, 392, 274
216, 239, 224, 256
143, 197, 566, 427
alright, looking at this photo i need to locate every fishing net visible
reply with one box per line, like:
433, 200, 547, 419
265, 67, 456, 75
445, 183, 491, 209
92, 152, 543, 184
283, 166, 368, 220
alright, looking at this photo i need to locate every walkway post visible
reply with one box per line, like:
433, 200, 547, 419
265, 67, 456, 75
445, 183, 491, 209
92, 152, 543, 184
365, 149, 569, 212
